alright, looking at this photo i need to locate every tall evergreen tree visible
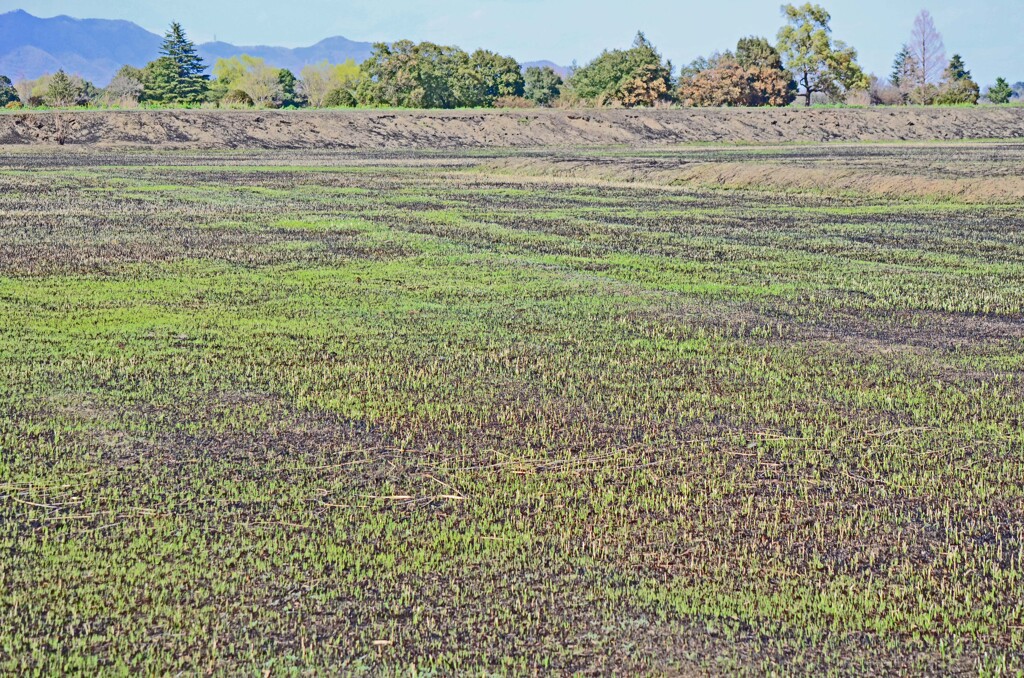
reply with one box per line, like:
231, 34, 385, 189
889, 45, 919, 104
277, 69, 299, 106
142, 57, 183, 105
890, 46, 910, 87
159, 22, 209, 104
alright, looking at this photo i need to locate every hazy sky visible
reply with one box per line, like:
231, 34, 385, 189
3, 0, 1021, 85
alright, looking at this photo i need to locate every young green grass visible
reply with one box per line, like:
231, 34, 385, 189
0, 143, 1022, 674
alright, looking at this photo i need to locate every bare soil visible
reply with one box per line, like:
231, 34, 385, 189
1, 107, 1023, 148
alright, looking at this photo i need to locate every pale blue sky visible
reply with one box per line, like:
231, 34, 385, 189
3, 0, 1021, 85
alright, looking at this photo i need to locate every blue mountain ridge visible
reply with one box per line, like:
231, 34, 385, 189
0, 10, 567, 86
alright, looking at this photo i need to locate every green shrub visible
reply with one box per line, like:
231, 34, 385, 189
324, 88, 357, 107
221, 89, 254, 107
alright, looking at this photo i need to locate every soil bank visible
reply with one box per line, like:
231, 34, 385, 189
2, 107, 1023, 149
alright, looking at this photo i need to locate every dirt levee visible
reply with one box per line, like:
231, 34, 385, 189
2, 107, 1023, 148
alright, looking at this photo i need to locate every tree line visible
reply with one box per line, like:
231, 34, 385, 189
1, 4, 1020, 111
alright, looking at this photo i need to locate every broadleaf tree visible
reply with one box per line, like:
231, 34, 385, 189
569, 32, 672, 107
0, 75, 19, 106
299, 60, 361, 108
523, 66, 563, 106
103, 66, 145, 106
677, 42, 794, 108
736, 36, 784, 70
357, 40, 469, 109
776, 3, 867, 106
677, 59, 754, 107
456, 50, 525, 107
212, 55, 283, 107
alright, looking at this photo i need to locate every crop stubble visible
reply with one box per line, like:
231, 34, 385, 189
0, 142, 1022, 674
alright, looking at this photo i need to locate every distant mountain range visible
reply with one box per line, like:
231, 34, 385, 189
0, 10, 568, 85
0, 10, 164, 85
0, 10, 375, 84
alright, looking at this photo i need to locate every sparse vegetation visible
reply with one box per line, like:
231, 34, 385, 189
1, 0, 1022, 670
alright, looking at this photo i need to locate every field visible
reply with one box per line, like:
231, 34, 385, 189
1, 142, 1023, 674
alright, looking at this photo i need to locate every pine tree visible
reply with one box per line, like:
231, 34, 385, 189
935, 55, 979, 105
890, 47, 909, 87
142, 57, 182, 105
46, 69, 79, 107
889, 45, 920, 104
945, 54, 970, 82
159, 22, 209, 105
987, 77, 1013, 105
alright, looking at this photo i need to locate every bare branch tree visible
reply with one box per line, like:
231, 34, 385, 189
14, 76, 33, 106
908, 10, 945, 90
